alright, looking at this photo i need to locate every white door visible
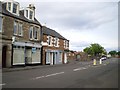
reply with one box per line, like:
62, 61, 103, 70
46, 52, 50, 64
50, 52, 53, 65
64, 53, 67, 64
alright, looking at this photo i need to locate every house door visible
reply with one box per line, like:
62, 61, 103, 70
50, 52, 53, 65
2, 46, 7, 68
64, 53, 67, 64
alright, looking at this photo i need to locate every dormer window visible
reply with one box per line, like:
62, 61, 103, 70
6, 1, 19, 16
24, 9, 34, 20
23, 4, 35, 21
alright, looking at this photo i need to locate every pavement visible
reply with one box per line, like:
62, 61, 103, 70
2, 59, 109, 73
2, 60, 94, 72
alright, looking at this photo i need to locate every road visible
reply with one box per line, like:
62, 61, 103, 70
1, 58, 119, 88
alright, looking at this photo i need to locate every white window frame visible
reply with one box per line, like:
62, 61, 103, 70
18, 23, 23, 36
6, 2, 19, 16
54, 37, 59, 47
13, 21, 18, 35
29, 26, 33, 40
26, 10, 28, 18
64, 40, 69, 49
24, 8, 34, 21
33, 27, 39, 40
8, 2, 11, 11
47, 36, 53, 46
13, 3, 17, 14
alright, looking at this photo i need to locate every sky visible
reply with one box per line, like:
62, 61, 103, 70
1, 0, 119, 52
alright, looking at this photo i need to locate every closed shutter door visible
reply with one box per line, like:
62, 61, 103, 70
32, 48, 40, 64
13, 47, 25, 65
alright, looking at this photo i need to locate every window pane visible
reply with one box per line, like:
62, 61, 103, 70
34, 27, 38, 39
54, 38, 57, 46
14, 21, 18, 35
26, 10, 28, 17
0, 16, 2, 32
8, 2, 11, 11
13, 4, 17, 13
18, 23, 23, 36
29, 27, 33, 39
29, 11, 33, 19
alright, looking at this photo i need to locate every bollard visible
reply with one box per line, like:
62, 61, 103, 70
100, 59, 102, 64
93, 59, 96, 65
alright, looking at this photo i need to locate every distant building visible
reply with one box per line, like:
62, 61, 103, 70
67, 50, 77, 61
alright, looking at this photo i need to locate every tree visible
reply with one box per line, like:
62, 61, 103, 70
83, 43, 106, 57
83, 47, 93, 55
108, 50, 117, 56
117, 51, 120, 56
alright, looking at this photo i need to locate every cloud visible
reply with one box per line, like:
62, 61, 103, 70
35, 2, 117, 31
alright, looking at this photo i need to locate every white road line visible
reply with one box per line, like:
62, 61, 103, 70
35, 76, 45, 79
73, 67, 87, 71
0, 83, 6, 86
32, 72, 64, 80
45, 72, 64, 77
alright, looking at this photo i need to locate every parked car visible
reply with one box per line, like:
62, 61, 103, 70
100, 56, 107, 60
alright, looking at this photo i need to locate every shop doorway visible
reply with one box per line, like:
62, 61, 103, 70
2, 46, 7, 68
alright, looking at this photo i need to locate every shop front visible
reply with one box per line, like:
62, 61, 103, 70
12, 42, 42, 66
45, 49, 63, 65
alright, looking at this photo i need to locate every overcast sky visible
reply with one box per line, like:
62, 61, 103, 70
2, 0, 119, 52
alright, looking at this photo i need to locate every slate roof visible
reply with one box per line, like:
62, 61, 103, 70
42, 26, 68, 40
0, 2, 41, 26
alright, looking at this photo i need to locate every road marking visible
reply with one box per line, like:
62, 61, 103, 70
32, 72, 64, 80
73, 67, 87, 71
45, 72, 64, 77
0, 83, 6, 86
35, 76, 45, 79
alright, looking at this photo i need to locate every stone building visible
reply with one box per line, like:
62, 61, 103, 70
41, 26, 69, 65
1, 0, 42, 68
